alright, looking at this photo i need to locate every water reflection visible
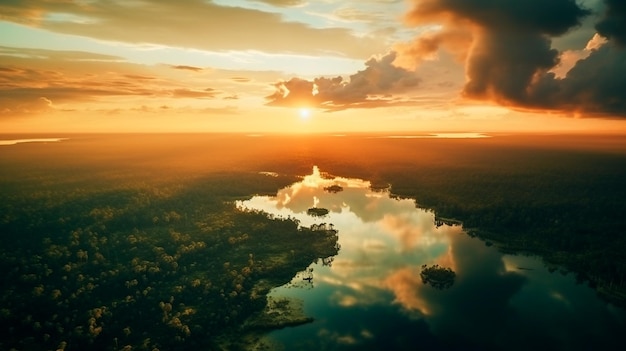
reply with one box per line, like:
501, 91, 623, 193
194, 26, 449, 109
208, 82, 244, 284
375, 133, 491, 139
238, 167, 625, 350
0, 138, 67, 146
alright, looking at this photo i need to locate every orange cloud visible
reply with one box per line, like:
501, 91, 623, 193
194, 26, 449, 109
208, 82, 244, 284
0, 0, 386, 59
170, 65, 203, 72
383, 267, 430, 315
3, 96, 54, 115
252, 0, 307, 7
171, 88, 218, 99
0, 47, 228, 116
266, 52, 420, 110
230, 77, 251, 83
380, 214, 425, 252
393, 28, 472, 70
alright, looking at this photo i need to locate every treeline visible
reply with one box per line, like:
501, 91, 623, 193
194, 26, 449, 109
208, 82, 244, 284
380, 150, 626, 306
245, 134, 626, 307
0, 171, 338, 350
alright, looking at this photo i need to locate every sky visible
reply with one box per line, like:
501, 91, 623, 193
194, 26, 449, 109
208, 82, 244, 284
1, 0, 625, 133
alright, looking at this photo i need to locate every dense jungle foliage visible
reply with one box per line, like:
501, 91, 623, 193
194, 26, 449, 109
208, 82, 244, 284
0, 162, 339, 350
1, 132, 625, 350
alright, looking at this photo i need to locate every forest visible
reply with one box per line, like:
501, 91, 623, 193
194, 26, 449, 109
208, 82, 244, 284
245, 133, 626, 306
374, 136, 626, 306
0, 155, 339, 350
1, 133, 625, 349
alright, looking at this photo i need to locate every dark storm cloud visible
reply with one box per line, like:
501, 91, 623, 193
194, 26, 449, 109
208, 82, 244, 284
531, 45, 626, 115
408, 0, 589, 102
463, 31, 560, 104
409, 0, 590, 35
595, 0, 626, 46
266, 52, 419, 110
405, 0, 626, 117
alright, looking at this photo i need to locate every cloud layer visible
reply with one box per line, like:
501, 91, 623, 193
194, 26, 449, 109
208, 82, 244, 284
595, 0, 626, 46
0, 0, 385, 59
267, 52, 420, 110
0, 47, 232, 116
402, 0, 626, 117
1, 0, 624, 127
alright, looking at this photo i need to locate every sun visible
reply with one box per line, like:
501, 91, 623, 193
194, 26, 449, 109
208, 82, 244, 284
299, 108, 311, 119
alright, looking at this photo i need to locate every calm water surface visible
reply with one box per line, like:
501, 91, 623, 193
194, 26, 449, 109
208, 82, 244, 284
0, 138, 67, 146
238, 167, 625, 350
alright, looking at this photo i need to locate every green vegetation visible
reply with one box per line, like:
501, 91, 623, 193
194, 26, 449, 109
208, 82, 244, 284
243, 296, 313, 331
2, 133, 625, 350
307, 207, 329, 217
420, 264, 456, 290
0, 169, 339, 350
375, 136, 626, 306
323, 185, 343, 193
248, 133, 626, 306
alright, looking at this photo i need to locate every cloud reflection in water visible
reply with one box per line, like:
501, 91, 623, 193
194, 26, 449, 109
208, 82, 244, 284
238, 166, 625, 350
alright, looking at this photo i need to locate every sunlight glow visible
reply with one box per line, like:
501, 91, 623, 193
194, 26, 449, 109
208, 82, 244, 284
299, 108, 311, 119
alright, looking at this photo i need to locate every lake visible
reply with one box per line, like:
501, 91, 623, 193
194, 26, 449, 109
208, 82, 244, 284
239, 166, 626, 350
1, 133, 625, 350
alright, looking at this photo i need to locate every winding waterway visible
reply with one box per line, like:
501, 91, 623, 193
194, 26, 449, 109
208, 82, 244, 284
238, 166, 625, 350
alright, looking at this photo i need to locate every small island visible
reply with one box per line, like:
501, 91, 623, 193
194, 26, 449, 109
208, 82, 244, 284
243, 297, 313, 331
307, 207, 329, 217
324, 185, 343, 193
420, 264, 456, 290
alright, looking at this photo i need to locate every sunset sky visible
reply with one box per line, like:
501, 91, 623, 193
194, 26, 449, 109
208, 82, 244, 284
1, 0, 625, 133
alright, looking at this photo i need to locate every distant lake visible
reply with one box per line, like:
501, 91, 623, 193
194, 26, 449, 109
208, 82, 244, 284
0, 138, 67, 146
239, 166, 626, 350
376, 133, 491, 139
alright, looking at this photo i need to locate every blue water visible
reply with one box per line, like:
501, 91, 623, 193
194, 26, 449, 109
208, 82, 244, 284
239, 167, 625, 350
